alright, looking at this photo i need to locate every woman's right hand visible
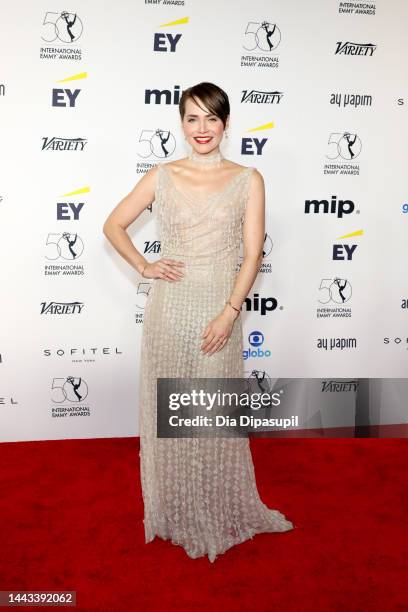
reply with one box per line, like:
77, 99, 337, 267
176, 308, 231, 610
142, 258, 185, 281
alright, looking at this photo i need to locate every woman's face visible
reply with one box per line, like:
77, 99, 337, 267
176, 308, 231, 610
181, 97, 228, 155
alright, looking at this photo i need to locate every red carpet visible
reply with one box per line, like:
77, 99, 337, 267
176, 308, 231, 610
0, 437, 406, 611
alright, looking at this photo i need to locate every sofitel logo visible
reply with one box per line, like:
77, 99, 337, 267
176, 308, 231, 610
335, 41, 377, 56
40, 301, 84, 314
42, 137, 87, 151
44, 347, 123, 363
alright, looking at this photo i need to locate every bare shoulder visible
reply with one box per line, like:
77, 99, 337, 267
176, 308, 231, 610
248, 167, 265, 189
161, 159, 185, 175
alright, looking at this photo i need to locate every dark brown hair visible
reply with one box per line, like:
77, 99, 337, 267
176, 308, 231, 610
179, 82, 230, 129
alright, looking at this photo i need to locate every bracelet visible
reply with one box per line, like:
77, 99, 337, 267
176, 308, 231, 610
140, 263, 147, 277
226, 300, 240, 314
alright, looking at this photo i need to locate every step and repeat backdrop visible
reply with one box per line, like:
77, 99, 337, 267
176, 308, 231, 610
1, 1, 407, 442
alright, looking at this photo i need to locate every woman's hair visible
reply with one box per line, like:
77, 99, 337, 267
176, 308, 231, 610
179, 82, 230, 129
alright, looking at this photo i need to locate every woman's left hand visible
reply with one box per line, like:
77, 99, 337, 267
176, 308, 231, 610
201, 308, 238, 356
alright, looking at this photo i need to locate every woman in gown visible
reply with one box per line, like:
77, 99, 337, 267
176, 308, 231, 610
103, 82, 295, 562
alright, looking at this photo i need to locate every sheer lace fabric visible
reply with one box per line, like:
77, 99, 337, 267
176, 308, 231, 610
138, 162, 294, 562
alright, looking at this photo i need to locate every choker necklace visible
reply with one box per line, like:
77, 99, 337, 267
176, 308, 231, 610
188, 148, 224, 165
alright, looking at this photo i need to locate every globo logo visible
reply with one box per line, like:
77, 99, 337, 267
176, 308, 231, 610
243, 330, 271, 360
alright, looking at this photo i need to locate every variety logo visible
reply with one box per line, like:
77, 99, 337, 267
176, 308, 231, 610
41, 137, 87, 151
335, 41, 376, 56
143, 240, 161, 255
321, 380, 359, 391
241, 89, 284, 104
40, 301, 84, 315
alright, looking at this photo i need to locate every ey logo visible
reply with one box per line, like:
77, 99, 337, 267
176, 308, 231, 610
153, 17, 188, 52
241, 122, 274, 156
52, 72, 87, 107
333, 229, 364, 260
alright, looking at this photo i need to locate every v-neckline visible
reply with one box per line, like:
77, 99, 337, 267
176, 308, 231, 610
160, 163, 251, 202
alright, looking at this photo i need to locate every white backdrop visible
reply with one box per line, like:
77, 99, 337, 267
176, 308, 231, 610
1, 0, 407, 442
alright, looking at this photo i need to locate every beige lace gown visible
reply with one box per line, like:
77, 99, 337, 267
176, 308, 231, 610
138, 161, 294, 562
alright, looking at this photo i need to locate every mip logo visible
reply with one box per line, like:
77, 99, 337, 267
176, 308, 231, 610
243, 330, 271, 360
52, 72, 87, 107
241, 122, 274, 156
